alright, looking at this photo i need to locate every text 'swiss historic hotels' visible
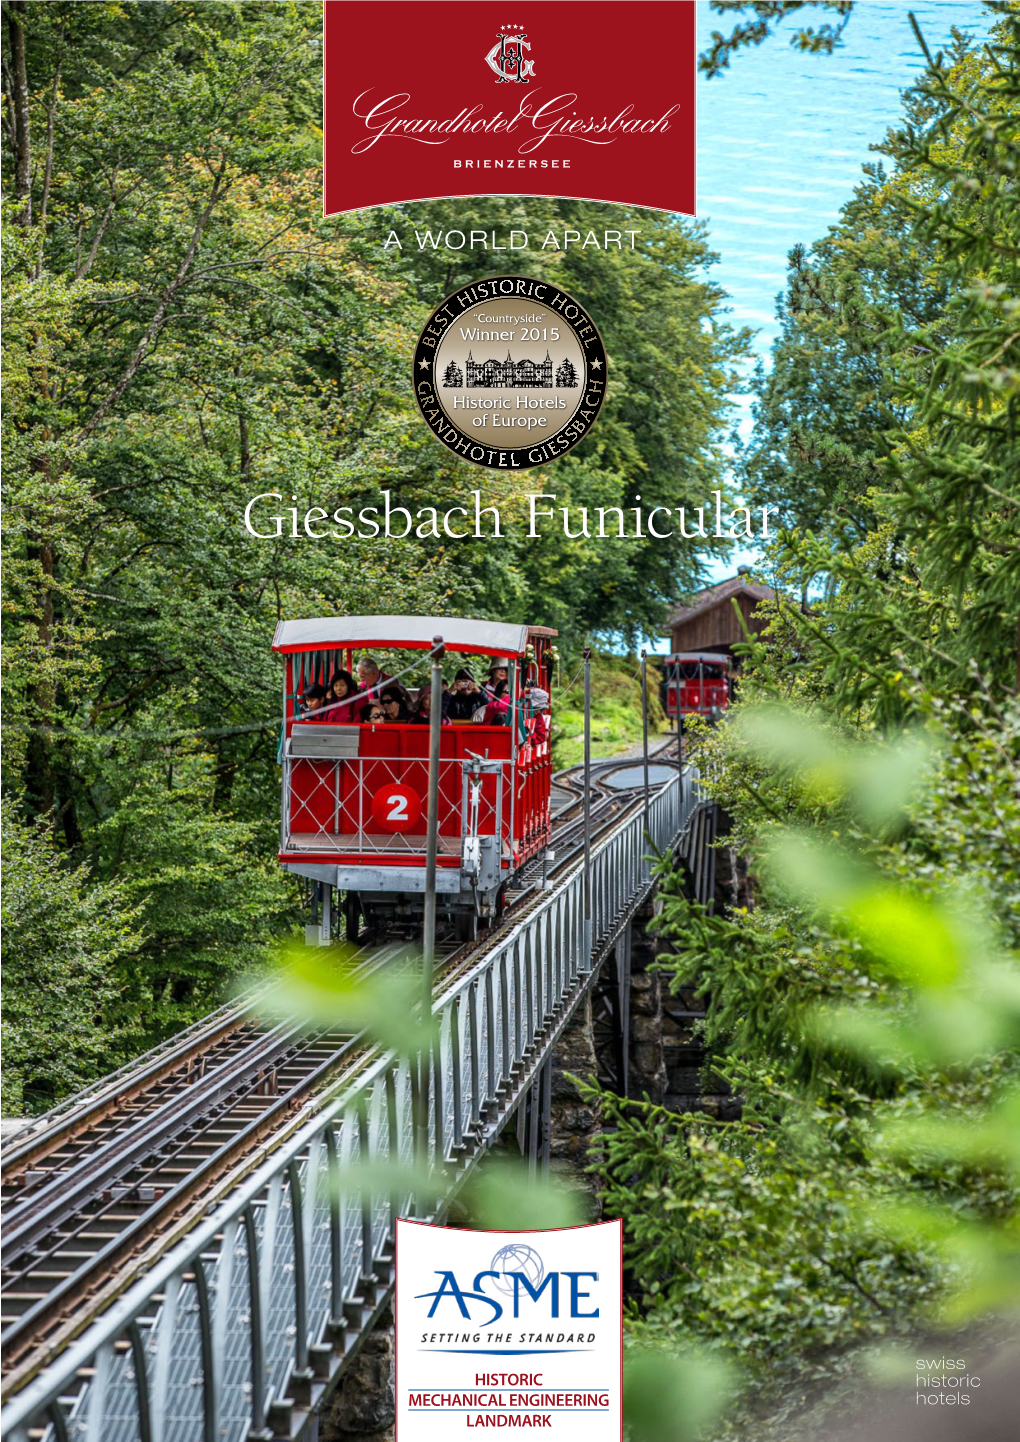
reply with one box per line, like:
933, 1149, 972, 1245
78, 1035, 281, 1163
395, 1220, 623, 1438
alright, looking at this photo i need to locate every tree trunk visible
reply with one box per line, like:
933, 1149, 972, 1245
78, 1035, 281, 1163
8, 1, 32, 226
239, 410, 251, 485
24, 539, 57, 825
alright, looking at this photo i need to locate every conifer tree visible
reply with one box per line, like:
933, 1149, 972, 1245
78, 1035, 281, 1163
587, 11, 1020, 1426
556, 356, 579, 388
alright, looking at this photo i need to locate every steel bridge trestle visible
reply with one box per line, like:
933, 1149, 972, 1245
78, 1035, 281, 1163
0, 769, 712, 1442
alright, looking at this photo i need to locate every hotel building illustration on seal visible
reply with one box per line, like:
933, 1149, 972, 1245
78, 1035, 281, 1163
444, 351, 582, 389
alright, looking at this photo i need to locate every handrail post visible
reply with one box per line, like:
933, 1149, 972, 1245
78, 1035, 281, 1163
240, 1211, 269, 1436
582, 646, 592, 968
286, 1160, 312, 1394
678, 666, 685, 799
640, 649, 650, 839
418, 636, 445, 1160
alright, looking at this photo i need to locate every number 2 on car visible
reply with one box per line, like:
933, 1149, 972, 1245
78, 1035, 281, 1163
371, 784, 422, 832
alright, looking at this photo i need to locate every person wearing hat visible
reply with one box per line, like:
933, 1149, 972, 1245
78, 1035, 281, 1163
410, 684, 451, 726
526, 685, 551, 744
447, 666, 484, 720
486, 658, 510, 699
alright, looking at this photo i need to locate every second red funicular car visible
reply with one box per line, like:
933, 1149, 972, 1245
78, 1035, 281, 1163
663, 652, 731, 722
273, 615, 556, 940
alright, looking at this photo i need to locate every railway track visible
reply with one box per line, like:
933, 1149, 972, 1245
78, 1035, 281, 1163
0, 746, 676, 1381
0, 938, 443, 1376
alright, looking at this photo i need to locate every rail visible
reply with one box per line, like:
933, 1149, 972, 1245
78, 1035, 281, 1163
0, 767, 704, 1442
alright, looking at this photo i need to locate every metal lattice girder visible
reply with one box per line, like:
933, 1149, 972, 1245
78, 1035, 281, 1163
0, 770, 705, 1442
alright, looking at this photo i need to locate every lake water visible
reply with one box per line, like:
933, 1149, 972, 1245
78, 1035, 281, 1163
689, 0, 988, 586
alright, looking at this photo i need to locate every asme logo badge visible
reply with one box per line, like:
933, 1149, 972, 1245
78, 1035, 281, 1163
395, 1218, 622, 1438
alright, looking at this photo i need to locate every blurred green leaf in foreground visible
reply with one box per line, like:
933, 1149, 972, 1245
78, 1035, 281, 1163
749, 708, 1020, 1322
255, 941, 437, 1056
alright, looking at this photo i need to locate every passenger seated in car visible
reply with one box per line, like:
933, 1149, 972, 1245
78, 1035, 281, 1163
486, 659, 510, 699
324, 668, 359, 721
447, 667, 484, 720
410, 685, 451, 725
526, 686, 551, 743
356, 656, 390, 696
360, 699, 386, 724
476, 692, 510, 724
379, 686, 411, 722
297, 683, 327, 719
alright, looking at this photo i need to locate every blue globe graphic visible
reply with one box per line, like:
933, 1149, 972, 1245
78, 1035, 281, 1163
490, 1243, 544, 1296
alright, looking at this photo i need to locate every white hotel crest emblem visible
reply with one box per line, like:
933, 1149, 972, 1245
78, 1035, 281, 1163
484, 28, 535, 84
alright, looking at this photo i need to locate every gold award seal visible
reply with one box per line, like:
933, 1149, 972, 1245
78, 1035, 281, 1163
413, 275, 607, 470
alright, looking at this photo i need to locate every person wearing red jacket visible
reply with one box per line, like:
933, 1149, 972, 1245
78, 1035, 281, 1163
324, 668, 360, 722
355, 656, 391, 695
478, 692, 511, 725
410, 685, 451, 726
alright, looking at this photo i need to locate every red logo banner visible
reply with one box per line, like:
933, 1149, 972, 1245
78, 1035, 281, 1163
324, 0, 696, 214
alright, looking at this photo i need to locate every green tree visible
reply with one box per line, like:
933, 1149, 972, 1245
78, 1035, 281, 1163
585, 9, 1020, 1432
1, 806, 142, 1113
741, 6, 1018, 705
1, 1, 452, 1054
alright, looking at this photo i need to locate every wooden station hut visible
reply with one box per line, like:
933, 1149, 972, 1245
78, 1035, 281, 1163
663, 570, 775, 662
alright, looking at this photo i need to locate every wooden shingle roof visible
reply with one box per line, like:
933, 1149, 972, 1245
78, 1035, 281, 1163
663, 575, 774, 632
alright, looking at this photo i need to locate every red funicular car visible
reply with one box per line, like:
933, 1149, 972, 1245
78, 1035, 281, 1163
273, 616, 557, 939
663, 652, 731, 722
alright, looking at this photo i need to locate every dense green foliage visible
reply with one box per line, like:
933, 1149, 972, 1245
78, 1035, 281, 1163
1, 806, 141, 1112
1, 1, 744, 1108
588, 7, 1020, 1433
741, 5, 1018, 698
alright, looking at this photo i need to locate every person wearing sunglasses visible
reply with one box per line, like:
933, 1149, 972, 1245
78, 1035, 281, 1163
361, 701, 386, 724
378, 687, 410, 722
